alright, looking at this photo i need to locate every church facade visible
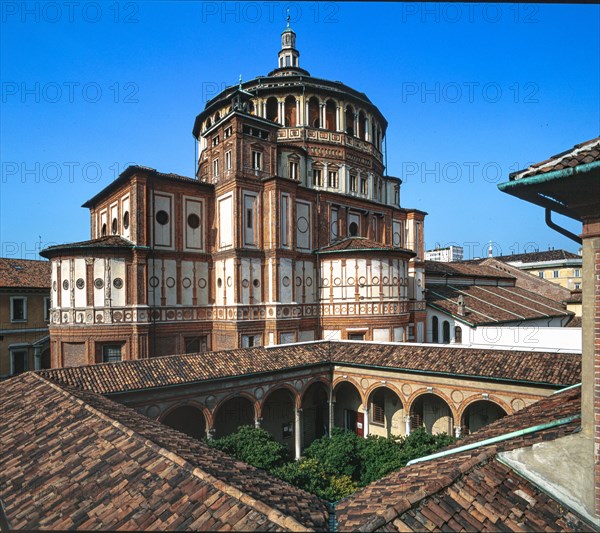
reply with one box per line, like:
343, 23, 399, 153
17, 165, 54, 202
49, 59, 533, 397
41, 25, 426, 366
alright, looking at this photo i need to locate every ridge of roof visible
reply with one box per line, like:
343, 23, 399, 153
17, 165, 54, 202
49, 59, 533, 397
316, 237, 415, 255
425, 260, 515, 280
40, 235, 139, 258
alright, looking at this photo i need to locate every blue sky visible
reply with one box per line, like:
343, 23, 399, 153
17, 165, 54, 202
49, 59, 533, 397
1, 1, 599, 260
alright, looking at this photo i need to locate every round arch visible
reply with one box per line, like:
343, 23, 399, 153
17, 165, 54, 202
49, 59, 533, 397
260, 386, 296, 452
333, 379, 364, 435
459, 398, 509, 435
160, 404, 207, 440
407, 390, 456, 436
345, 104, 355, 136
301, 381, 329, 449
366, 385, 406, 437
332, 376, 366, 406
266, 96, 278, 122
308, 96, 320, 128
325, 99, 336, 130
212, 393, 256, 439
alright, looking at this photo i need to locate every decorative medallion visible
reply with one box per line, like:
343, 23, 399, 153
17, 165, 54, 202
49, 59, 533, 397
254, 387, 264, 400
358, 276, 366, 285
62, 280, 69, 290
52, 281, 57, 291
149, 276, 159, 288
146, 405, 160, 419
382, 276, 389, 284
282, 276, 291, 287
451, 390, 463, 403
187, 213, 200, 229
296, 276, 302, 286
155, 210, 169, 225
372, 276, 379, 285
347, 277, 355, 285
198, 278, 207, 289
166, 277, 175, 288
322, 277, 329, 287
402, 383, 412, 396
297, 216, 309, 233
76, 278, 85, 290
361, 378, 370, 389
113, 277, 123, 289
305, 277, 312, 287
511, 398, 525, 411
226, 276, 232, 287
182, 277, 192, 289
333, 277, 341, 286
253, 279, 260, 287
242, 279, 249, 288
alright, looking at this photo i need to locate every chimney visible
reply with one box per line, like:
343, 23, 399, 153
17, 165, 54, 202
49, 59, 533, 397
457, 294, 465, 316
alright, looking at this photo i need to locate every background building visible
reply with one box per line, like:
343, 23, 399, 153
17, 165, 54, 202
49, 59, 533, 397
425, 245, 464, 262
41, 25, 426, 367
0, 258, 50, 378
493, 249, 582, 290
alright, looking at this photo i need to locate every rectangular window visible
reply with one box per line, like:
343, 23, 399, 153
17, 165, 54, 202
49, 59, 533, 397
408, 325, 415, 341
10, 297, 26, 322
349, 174, 357, 192
538, 271, 544, 278
348, 332, 365, 341
243, 193, 258, 247
289, 161, 298, 180
575, 283, 581, 290
360, 177, 368, 195
246, 208, 253, 230
553, 270, 559, 278
102, 344, 122, 363
327, 170, 338, 188
10, 349, 28, 375
252, 151, 262, 171
371, 391, 385, 425
225, 150, 232, 171
213, 159, 219, 177
184, 336, 208, 353
574, 269, 581, 277
44, 297, 51, 321
212, 135, 219, 147
242, 334, 261, 348
224, 126, 232, 139
313, 168, 322, 187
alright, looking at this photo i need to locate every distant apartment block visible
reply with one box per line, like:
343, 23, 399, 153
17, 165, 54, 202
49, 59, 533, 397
494, 249, 582, 290
425, 245, 463, 263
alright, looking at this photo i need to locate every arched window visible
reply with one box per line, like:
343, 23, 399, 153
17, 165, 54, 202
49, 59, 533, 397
325, 99, 336, 130
358, 111, 366, 140
266, 97, 278, 122
442, 321, 450, 344
345, 105, 354, 136
308, 97, 320, 128
284, 95, 296, 126
455, 326, 462, 344
432, 316, 439, 343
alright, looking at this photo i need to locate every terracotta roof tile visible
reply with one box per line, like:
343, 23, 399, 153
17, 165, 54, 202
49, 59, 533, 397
510, 138, 600, 180
317, 237, 415, 255
426, 284, 572, 325
40, 236, 138, 258
492, 249, 581, 264
425, 261, 514, 280
38, 341, 581, 395
0, 257, 51, 288
0, 373, 329, 531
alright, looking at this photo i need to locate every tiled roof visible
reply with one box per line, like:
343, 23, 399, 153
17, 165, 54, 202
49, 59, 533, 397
426, 284, 572, 325
335, 386, 591, 531
510, 137, 600, 180
317, 237, 415, 255
0, 257, 51, 289
39, 341, 581, 396
566, 289, 583, 304
0, 372, 329, 531
425, 260, 515, 280
493, 249, 581, 264
40, 236, 139, 258
567, 316, 582, 328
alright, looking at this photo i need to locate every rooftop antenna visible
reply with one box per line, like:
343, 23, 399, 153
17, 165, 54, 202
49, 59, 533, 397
488, 240, 493, 257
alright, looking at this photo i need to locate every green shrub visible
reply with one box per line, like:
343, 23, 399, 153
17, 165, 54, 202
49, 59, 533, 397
303, 427, 362, 478
206, 425, 289, 471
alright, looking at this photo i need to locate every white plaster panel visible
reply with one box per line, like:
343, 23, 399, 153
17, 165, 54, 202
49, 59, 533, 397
373, 328, 390, 342
147, 258, 162, 306
296, 200, 311, 250
323, 329, 341, 341
109, 201, 119, 235
94, 259, 105, 307
51, 261, 58, 307
218, 194, 233, 249
163, 259, 177, 305
99, 209, 107, 238
184, 197, 203, 251
74, 258, 86, 308
393, 327, 404, 342
392, 220, 402, 247
243, 192, 258, 247
60, 260, 70, 308
110, 258, 126, 307
154, 193, 173, 248
279, 258, 293, 303
196, 261, 209, 305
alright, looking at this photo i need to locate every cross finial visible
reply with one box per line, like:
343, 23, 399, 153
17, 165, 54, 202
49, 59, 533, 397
286, 8, 290, 27
238, 74, 242, 88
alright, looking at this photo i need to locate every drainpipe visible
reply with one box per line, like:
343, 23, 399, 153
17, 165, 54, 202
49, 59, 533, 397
545, 208, 582, 245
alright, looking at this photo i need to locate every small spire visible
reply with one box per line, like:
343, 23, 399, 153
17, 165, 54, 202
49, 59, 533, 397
286, 8, 290, 27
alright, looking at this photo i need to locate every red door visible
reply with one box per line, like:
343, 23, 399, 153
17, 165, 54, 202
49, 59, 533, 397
355, 411, 364, 437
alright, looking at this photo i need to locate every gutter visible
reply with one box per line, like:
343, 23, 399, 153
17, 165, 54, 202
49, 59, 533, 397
406, 414, 580, 466
501, 160, 600, 190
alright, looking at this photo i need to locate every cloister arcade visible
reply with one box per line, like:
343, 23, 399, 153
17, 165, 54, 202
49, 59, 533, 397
153, 367, 531, 459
